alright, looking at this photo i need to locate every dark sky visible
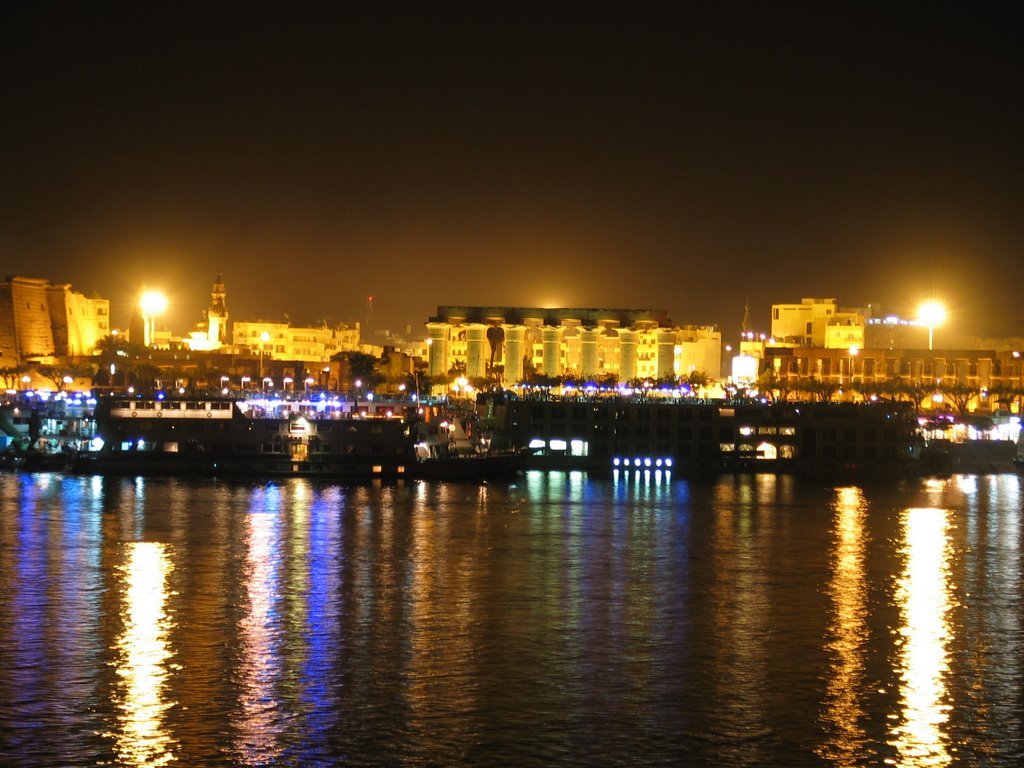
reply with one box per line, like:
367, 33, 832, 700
2, 4, 1022, 341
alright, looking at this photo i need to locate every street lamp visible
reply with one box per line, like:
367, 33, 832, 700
918, 301, 946, 351
140, 290, 167, 348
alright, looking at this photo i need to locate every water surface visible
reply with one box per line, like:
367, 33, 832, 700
1, 471, 1021, 766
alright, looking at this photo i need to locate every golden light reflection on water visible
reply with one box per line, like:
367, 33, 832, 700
234, 508, 284, 766
110, 541, 177, 767
708, 479, 769, 760
818, 487, 869, 766
888, 506, 954, 768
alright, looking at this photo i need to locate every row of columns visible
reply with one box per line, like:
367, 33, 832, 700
426, 322, 679, 383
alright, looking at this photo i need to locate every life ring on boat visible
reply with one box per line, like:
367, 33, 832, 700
206, 412, 213, 418
131, 411, 137, 417
156, 411, 162, 418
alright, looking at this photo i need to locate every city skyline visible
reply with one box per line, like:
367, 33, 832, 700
2, 267, 1017, 353
3, 6, 1022, 339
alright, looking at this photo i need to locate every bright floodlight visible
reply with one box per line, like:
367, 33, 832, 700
140, 290, 167, 347
140, 290, 168, 315
918, 300, 946, 350
918, 300, 946, 328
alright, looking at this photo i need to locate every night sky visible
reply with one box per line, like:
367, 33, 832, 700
2, 4, 1021, 342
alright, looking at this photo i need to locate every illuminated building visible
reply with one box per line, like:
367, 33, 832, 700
863, 316, 931, 350
232, 320, 362, 364
0, 275, 110, 366
760, 346, 1024, 414
770, 297, 867, 349
183, 273, 229, 351
425, 306, 721, 385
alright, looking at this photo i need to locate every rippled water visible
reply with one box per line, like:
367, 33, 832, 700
1, 471, 1022, 767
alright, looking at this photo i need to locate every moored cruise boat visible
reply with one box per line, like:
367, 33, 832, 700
72, 393, 532, 480
73, 395, 417, 479
491, 395, 927, 475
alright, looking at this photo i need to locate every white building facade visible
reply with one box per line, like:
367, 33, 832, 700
426, 306, 721, 385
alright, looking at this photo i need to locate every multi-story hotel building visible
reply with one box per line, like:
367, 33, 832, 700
425, 306, 721, 385
770, 296, 999, 354
232, 321, 362, 363
761, 345, 1024, 414
770, 297, 868, 348
0, 275, 110, 366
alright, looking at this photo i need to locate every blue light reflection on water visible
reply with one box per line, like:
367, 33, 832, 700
1, 472, 1024, 767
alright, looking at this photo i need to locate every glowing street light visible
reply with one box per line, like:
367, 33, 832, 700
846, 345, 859, 390
918, 301, 946, 351
140, 290, 168, 348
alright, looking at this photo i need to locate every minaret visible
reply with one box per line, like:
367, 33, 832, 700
207, 272, 228, 346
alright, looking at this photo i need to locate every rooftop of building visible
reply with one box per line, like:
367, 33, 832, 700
430, 306, 673, 327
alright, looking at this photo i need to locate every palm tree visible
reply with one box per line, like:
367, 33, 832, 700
33, 365, 59, 390
128, 362, 162, 391
687, 370, 710, 392
757, 369, 788, 403
333, 351, 382, 391
939, 382, 980, 417
852, 377, 892, 403
805, 376, 839, 403
898, 380, 934, 414
94, 333, 138, 362
0, 365, 27, 390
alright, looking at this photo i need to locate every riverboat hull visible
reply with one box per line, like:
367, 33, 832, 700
73, 395, 528, 481
74, 395, 416, 479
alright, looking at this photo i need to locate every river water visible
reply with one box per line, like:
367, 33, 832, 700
1, 470, 1021, 767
